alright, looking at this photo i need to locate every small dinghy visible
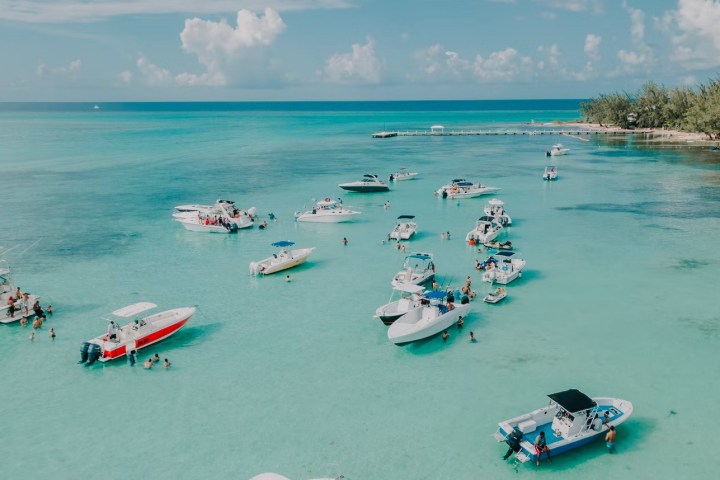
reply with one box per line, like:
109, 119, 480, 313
483, 287, 507, 304
543, 166, 558, 181
495, 389, 633, 465
389, 168, 419, 181
249, 241, 315, 276
374, 283, 424, 325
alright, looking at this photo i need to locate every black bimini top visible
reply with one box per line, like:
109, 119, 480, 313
548, 389, 596, 413
398, 215, 415, 219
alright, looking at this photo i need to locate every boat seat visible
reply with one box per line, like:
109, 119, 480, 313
517, 419, 537, 434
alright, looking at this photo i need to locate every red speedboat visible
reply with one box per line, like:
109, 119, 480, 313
79, 302, 195, 365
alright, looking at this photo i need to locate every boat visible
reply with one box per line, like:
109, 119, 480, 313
435, 179, 501, 199
173, 199, 255, 233
391, 252, 435, 287
483, 287, 507, 304
389, 168, 419, 181
483, 240, 513, 251
387, 290, 471, 345
371, 131, 398, 138
79, 302, 195, 365
495, 389, 634, 465
546, 144, 569, 156
249, 241, 315, 276
388, 215, 417, 240
338, 174, 390, 193
543, 166, 558, 181
465, 216, 503, 244
0, 261, 42, 324
483, 199, 512, 227
294, 198, 361, 223
374, 283, 425, 325
480, 251, 526, 284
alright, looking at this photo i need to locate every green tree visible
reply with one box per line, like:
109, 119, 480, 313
634, 82, 669, 129
663, 86, 693, 130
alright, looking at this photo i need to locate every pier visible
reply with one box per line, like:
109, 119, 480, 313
371, 128, 649, 138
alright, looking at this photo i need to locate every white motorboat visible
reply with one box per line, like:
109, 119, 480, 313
173, 199, 255, 233
543, 166, 558, 181
480, 251, 526, 284
483, 287, 507, 304
483, 198, 512, 227
465, 216, 503, 244
374, 283, 424, 325
546, 144, 569, 156
79, 302, 195, 365
388, 215, 417, 240
387, 290, 471, 345
0, 261, 41, 324
338, 174, 390, 193
495, 389, 633, 465
435, 179, 501, 199
389, 168, 419, 181
249, 241, 315, 276
294, 198, 361, 223
391, 252, 435, 287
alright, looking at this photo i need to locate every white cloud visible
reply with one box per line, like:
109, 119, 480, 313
584, 33, 601, 60
623, 1, 645, 41
667, 0, 720, 69
472, 48, 533, 82
136, 54, 171, 85
537, 44, 560, 67
0, 0, 349, 24
538, 0, 603, 14
119, 70, 132, 83
321, 37, 382, 84
415, 44, 471, 79
36, 59, 81, 77
616, 49, 648, 72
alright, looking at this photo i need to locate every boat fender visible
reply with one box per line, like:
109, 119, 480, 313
79, 342, 91, 364
86, 344, 102, 366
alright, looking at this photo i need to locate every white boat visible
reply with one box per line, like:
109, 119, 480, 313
0, 261, 41, 324
483, 198, 512, 227
387, 290, 471, 345
495, 389, 633, 464
388, 215, 417, 240
547, 144, 569, 156
249, 241, 315, 276
391, 252, 435, 287
338, 174, 390, 193
173, 199, 255, 233
543, 166, 558, 181
480, 251, 526, 284
79, 302, 195, 365
374, 283, 424, 325
483, 287, 507, 304
389, 168, 419, 181
294, 198, 361, 223
465, 216, 503, 244
435, 179, 501, 199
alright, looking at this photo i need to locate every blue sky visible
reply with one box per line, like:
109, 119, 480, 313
0, 0, 718, 101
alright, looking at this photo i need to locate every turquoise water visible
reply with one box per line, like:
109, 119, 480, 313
1, 102, 719, 479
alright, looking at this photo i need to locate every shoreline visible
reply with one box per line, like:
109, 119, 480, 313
561, 121, 718, 146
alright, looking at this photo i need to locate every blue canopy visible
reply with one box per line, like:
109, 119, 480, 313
424, 290, 446, 299
271, 241, 295, 247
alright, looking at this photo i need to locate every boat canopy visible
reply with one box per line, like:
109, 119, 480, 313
272, 241, 295, 247
424, 290, 446, 299
363, 174, 379, 179
397, 215, 415, 220
456, 181, 473, 187
478, 216, 495, 222
393, 283, 425, 294
110, 302, 158, 318
548, 389, 596, 413
494, 251, 516, 258
451, 178, 467, 183
488, 198, 504, 206
407, 252, 432, 260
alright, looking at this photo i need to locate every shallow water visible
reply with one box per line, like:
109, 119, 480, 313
1, 102, 719, 479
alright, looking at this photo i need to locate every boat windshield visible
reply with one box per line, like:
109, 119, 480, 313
403, 254, 433, 272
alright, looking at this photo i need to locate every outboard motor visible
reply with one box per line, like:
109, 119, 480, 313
85, 344, 102, 366
79, 342, 91, 364
505, 428, 523, 452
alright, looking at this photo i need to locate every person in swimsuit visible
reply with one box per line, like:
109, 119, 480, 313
534, 431, 551, 466
605, 426, 616, 453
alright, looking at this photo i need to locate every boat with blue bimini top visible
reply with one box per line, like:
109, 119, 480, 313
338, 174, 390, 193
249, 241, 316, 276
435, 179, 500, 199
387, 290, 471, 345
480, 251, 526, 285
495, 389, 634, 465
391, 252, 435, 287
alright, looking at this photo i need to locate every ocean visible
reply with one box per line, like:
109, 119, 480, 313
1, 100, 718, 479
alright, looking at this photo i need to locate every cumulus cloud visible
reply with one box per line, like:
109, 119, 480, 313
584, 33, 601, 60
119, 70, 132, 83
538, 0, 603, 14
667, 0, 720, 69
0, 0, 349, 24
321, 37, 382, 84
136, 54, 171, 85
472, 48, 533, 82
415, 44, 470, 79
36, 59, 81, 77
623, 1, 645, 41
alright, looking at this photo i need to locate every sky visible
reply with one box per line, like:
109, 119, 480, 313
0, 0, 719, 101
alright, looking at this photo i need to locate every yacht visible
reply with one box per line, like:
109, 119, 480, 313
495, 389, 633, 465
388, 215, 417, 240
480, 251, 526, 284
465, 216, 503, 244
543, 166, 558, 181
483, 199, 512, 227
338, 174, 390, 193
391, 252, 435, 287
295, 198, 361, 223
546, 144, 569, 156
387, 290, 470, 345
173, 199, 255, 233
435, 179, 501, 199
249, 241, 315, 276
389, 168, 419, 181
374, 283, 424, 325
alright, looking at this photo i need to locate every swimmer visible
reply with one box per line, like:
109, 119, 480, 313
49, 327, 56, 339
20, 316, 28, 327
144, 359, 153, 369
29, 331, 35, 341
470, 331, 476, 342
46, 305, 53, 315
163, 358, 171, 368
152, 353, 161, 364
442, 330, 450, 341
286, 274, 292, 282
457, 316, 464, 328
343, 237, 348, 246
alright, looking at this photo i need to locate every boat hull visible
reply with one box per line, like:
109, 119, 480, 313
296, 212, 360, 223
250, 248, 315, 275
338, 184, 390, 193
388, 303, 470, 345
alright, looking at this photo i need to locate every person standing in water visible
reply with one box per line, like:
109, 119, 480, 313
605, 426, 616, 453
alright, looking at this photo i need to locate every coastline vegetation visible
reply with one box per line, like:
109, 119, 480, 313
580, 78, 720, 139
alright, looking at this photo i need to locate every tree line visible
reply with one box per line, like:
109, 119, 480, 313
579, 78, 720, 139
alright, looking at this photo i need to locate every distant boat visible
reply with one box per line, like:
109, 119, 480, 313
93, 105, 100, 110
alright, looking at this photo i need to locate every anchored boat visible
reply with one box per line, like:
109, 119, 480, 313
173, 199, 255, 233
295, 198, 361, 223
0, 261, 41, 324
250, 241, 315, 276
483, 199, 512, 226
391, 252, 435, 287
374, 283, 425, 325
466, 216, 503, 244
338, 174, 390, 193
388, 215, 417, 240
480, 251, 525, 284
387, 290, 470, 345
543, 166, 558, 181
389, 168, 419, 181
435, 179, 500, 199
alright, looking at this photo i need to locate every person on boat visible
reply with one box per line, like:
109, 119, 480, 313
442, 330, 450, 341
503, 428, 523, 460
143, 358, 153, 369
605, 426, 616, 453
534, 431, 551, 466
602, 411, 611, 427
446, 300, 455, 311
457, 316, 464, 328
469, 331, 476, 342
6, 297, 15, 317
312, 207, 317, 214
163, 358, 171, 368
446, 289, 455, 303
107, 321, 118, 341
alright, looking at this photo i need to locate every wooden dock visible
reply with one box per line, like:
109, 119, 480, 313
371, 128, 649, 138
